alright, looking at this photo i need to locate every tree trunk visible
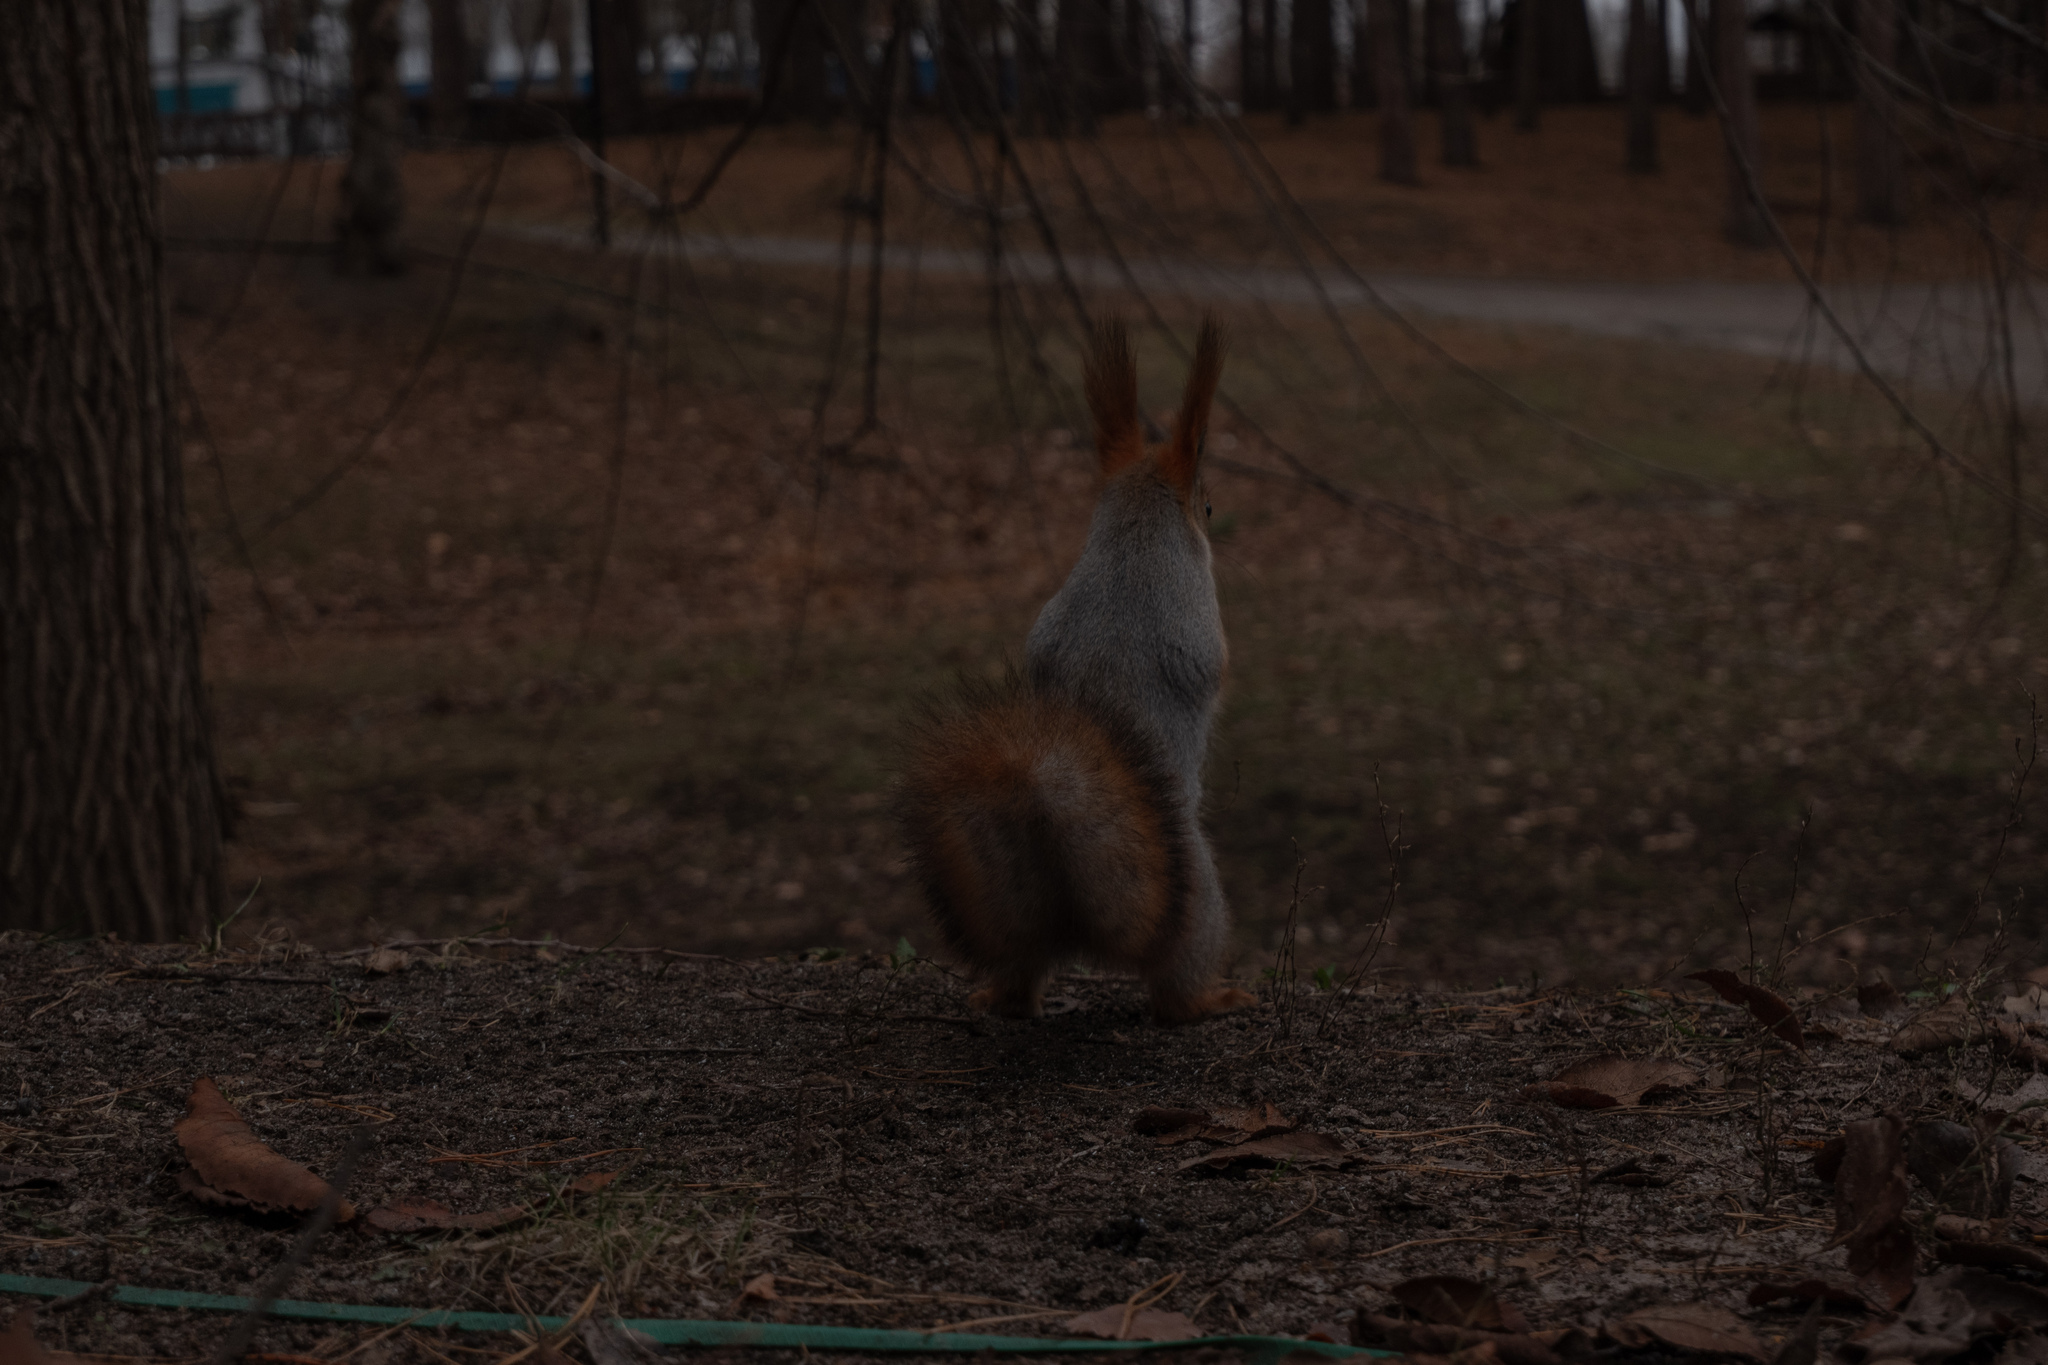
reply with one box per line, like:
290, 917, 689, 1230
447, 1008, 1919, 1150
1428, 0, 1477, 163
1262, 0, 1280, 107
1537, 0, 1603, 99
1123, 0, 1152, 111
337, 0, 405, 272
1, 0, 228, 941
1373, 0, 1419, 181
1055, 0, 1124, 128
1288, 0, 1336, 122
1242, 0, 1265, 107
1512, 0, 1540, 125
591, 0, 645, 133
1682, 0, 1711, 110
1654, 0, 1673, 96
429, 0, 468, 138
1713, 0, 1768, 243
1349, 0, 1376, 105
1625, 0, 1660, 170
1855, 0, 1905, 223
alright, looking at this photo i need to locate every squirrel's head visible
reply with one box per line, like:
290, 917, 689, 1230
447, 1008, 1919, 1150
1084, 315, 1226, 535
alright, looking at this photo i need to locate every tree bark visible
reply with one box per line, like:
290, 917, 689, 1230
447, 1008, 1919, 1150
1349, 0, 1375, 105
337, 0, 405, 271
1512, 0, 1540, 126
429, 0, 469, 137
1242, 0, 1266, 107
1625, 0, 1660, 170
1262, 0, 1281, 107
1428, 0, 1477, 163
591, 0, 645, 133
1682, 0, 1711, 110
1, 0, 228, 940
1855, 0, 1905, 223
1288, 0, 1336, 123
548, 0, 576, 95
1373, 0, 1419, 180
1712, 0, 1768, 243
1540, 0, 1603, 100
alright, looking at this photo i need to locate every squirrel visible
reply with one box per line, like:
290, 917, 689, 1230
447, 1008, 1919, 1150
896, 315, 1256, 1024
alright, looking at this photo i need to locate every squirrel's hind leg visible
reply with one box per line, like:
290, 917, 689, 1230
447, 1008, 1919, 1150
1143, 833, 1256, 1024
969, 964, 1052, 1018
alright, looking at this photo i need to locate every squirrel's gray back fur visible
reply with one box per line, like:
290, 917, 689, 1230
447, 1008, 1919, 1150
1024, 476, 1224, 810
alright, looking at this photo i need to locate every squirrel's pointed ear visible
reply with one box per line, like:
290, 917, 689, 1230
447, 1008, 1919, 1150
1085, 318, 1143, 477
1162, 316, 1225, 497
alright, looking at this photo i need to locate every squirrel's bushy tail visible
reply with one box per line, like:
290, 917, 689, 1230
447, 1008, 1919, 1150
895, 675, 1191, 990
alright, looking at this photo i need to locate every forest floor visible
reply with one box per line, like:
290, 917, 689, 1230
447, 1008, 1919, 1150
5, 935, 2048, 1365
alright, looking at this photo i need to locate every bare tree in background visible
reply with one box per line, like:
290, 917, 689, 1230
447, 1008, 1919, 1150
429, 0, 470, 137
1372, 0, 1419, 180
337, 0, 405, 271
1427, 0, 1477, 164
1682, 0, 1711, 109
1512, 0, 1540, 126
1, 0, 228, 939
1288, 0, 1337, 124
548, 0, 577, 95
1708, 0, 1767, 243
593, 0, 647, 133
1243, 0, 1279, 110
1855, 0, 1905, 223
1625, 0, 1659, 169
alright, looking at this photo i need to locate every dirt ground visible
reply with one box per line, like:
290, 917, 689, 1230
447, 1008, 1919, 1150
142, 84, 2048, 988
4, 933, 2046, 1365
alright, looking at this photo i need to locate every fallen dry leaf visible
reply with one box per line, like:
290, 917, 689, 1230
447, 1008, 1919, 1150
1747, 1279, 1872, 1310
1907, 1120, 2019, 1218
577, 1320, 665, 1365
736, 1273, 778, 1305
1859, 980, 1909, 1023
361, 946, 412, 975
1829, 1114, 1915, 1309
1519, 1054, 1697, 1109
1609, 1303, 1767, 1359
1973, 1073, 2048, 1127
1688, 970, 1807, 1053
1993, 1020, 2048, 1067
1176, 1129, 1348, 1172
1389, 1276, 1531, 1332
0, 1311, 49, 1365
566, 1170, 619, 1196
1061, 1307, 1201, 1342
1891, 999, 1980, 1054
1770, 1301, 1824, 1365
1849, 1268, 2048, 1362
174, 1077, 355, 1222
1140, 1102, 1297, 1147
1590, 1155, 1672, 1187
1131, 1107, 1209, 1136
1935, 1214, 2010, 1242
360, 1197, 528, 1233
1938, 1241, 2048, 1276
1353, 1315, 1565, 1365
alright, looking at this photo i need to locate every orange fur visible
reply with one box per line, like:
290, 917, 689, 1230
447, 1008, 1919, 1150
1085, 319, 1144, 476
896, 680, 1189, 1010
1161, 317, 1225, 498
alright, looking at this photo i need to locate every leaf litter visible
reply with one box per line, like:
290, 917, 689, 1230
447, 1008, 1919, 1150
6, 936, 2048, 1364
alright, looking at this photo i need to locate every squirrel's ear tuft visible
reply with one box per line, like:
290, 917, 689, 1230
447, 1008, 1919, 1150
1163, 315, 1225, 497
1085, 317, 1143, 477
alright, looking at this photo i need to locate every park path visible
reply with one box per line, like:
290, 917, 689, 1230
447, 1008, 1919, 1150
496, 220, 2046, 403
